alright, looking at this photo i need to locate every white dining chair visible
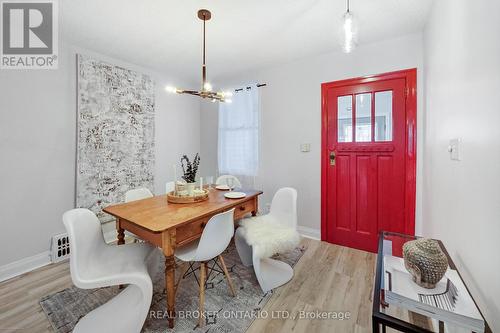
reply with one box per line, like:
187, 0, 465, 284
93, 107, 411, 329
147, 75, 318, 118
165, 181, 175, 194
63, 208, 158, 333
235, 187, 300, 292
124, 188, 154, 242
125, 187, 153, 202
216, 175, 242, 189
174, 209, 236, 328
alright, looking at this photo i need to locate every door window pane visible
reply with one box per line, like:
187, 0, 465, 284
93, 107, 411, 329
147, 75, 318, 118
337, 95, 352, 142
355, 93, 372, 142
375, 91, 393, 141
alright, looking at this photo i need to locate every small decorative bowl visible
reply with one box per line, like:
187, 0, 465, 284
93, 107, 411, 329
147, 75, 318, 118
193, 189, 205, 196
403, 238, 448, 289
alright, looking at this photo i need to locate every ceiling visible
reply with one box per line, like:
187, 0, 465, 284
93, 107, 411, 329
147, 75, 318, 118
62, 0, 433, 85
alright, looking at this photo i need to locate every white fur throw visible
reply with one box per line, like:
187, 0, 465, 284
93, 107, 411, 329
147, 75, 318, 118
239, 215, 301, 258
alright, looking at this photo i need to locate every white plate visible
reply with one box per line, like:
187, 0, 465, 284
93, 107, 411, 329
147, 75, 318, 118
224, 192, 246, 199
216, 184, 230, 190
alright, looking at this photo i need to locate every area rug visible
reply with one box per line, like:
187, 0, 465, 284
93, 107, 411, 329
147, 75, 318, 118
40, 243, 306, 333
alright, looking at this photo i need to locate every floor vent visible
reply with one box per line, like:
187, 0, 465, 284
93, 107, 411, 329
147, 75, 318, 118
51, 233, 70, 263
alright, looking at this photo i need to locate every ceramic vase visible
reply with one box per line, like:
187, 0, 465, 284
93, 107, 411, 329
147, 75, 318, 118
185, 182, 196, 196
403, 238, 448, 289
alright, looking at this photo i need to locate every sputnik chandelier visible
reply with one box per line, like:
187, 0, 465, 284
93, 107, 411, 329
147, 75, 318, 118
166, 9, 232, 103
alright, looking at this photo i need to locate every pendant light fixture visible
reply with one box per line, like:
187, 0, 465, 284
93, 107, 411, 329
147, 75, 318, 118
340, 0, 358, 53
165, 9, 232, 103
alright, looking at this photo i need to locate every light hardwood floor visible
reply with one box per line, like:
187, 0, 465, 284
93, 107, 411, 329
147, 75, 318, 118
0, 238, 378, 333
247, 238, 376, 333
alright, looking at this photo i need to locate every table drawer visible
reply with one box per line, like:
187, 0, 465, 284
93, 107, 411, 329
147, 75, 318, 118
176, 216, 210, 246
234, 200, 254, 220
175, 199, 255, 246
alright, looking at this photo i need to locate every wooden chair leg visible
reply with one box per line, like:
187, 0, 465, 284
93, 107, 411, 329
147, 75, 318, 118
199, 262, 206, 328
218, 255, 236, 297
174, 262, 190, 298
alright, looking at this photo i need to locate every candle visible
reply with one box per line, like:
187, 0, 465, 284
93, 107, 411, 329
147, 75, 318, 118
199, 177, 203, 190
173, 164, 177, 194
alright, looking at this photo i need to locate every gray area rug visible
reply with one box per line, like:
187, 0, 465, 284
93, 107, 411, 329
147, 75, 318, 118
40, 243, 306, 333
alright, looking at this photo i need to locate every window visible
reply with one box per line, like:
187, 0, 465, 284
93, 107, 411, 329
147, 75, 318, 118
337, 95, 353, 142
355, 93, 372, 142
337, 91, 393, 143
375, 91, 393, 141
218, 86, 260, 177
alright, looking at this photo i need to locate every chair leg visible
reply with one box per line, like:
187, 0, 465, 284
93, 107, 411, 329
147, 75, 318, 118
199, 262, 206, 328
218, 255, 236, 297
174, 263, 190, 298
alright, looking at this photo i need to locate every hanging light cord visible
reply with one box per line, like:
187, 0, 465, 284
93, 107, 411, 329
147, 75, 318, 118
346, 0, 350, 13
202, 15, 206, 88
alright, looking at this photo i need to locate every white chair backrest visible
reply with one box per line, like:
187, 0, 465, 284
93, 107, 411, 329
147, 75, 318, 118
269, 187, 297, 229
216, 175, 242, 189
194, 209, 235, 262
125, 188, 153, 202
63, 208, 106, 285
165, 181, 175, 194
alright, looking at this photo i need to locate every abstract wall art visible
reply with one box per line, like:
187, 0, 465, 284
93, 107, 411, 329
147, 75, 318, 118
76, 54, 155, 222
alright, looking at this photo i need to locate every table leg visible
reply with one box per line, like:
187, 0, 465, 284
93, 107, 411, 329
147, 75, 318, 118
165, 255, 176, 328
117, 219, 125, 245
116, 219, 125, 289
162, 230, 176, 329
251, 196, 258, 216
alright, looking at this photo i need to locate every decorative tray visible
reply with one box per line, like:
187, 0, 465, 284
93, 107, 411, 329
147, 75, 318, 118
166, 189, 209, 204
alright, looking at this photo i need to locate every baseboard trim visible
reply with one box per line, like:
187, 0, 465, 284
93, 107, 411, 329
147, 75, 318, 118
297, 226, 321, 240
0, 225, 116, 283
0, 251, 51, 283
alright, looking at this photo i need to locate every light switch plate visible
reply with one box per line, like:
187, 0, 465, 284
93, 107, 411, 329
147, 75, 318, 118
448, 138, 461, 161
300, 143, 311, 152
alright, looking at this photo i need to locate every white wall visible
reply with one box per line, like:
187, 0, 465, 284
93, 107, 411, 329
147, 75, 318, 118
202, 33, 425, 238
199, 101, 219, 178
0, 42, 200, 268
423, 0, 500, 331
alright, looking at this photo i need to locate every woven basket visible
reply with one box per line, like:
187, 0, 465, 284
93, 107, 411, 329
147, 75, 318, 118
403, 238, 448, 289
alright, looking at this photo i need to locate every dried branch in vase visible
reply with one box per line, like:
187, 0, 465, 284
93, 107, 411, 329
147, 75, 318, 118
181, 153, 200, 183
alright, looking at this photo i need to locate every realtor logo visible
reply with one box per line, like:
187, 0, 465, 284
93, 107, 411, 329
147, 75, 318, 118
1, 0, 58, 69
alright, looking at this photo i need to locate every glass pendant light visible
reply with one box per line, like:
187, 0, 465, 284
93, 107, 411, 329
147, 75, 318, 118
341, 0, 358, 53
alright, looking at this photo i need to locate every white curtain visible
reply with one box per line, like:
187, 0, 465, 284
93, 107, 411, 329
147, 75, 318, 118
218, 85, 260, 185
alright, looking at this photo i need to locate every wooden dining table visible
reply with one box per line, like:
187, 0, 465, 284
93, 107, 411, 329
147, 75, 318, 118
103, 188, 263, 328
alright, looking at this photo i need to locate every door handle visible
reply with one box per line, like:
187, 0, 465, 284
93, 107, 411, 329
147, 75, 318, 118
330, 151, 336, 166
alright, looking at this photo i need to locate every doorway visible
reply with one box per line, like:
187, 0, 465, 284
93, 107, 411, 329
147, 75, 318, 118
321, 69, 417, 252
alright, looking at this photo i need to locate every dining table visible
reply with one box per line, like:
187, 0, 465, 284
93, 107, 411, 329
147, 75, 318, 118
103, 188, 263, 329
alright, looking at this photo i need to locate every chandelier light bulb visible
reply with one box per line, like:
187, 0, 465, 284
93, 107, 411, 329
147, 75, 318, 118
165, 85, 177, 93
203, 82, 213, 91
223, 91, 233, 97
225, 99, 232, 104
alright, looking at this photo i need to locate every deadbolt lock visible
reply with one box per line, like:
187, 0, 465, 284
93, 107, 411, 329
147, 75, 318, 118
330, 151, 336, 166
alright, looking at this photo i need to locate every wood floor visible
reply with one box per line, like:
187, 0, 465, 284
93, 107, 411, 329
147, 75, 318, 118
247, 238, 376, 333
0, 238, 378, 333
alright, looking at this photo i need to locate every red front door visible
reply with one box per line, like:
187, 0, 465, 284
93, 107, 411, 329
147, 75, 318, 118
321, 69, 417, 253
